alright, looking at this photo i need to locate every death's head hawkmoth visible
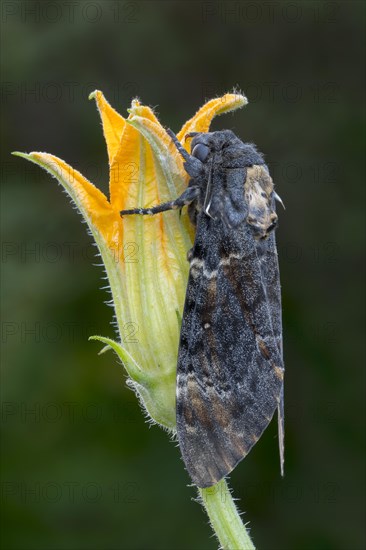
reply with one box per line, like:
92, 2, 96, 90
121, 129, 284, 488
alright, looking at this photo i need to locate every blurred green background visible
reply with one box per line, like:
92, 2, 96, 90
1, 1, 365, 549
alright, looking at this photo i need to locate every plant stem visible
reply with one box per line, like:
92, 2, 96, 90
199, 479, 255, 550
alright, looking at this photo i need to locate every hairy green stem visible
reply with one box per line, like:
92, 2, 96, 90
199, 479, 255, 550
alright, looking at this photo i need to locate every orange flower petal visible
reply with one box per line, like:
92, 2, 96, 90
177, 92, 248, 144
127, 100, 162, 125
122, 144, 184, 366
129, 116, 188, 189
108, 100, 168, 210
89, 90, 126, 166
127, 101, 187, 185
127, 115, 194, 242
109, 118, 142, 212
14, 151, 122, 253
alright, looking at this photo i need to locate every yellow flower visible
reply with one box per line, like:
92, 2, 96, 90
13, 91, 247, 429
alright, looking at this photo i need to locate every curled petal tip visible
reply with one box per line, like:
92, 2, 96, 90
177, 92, 248, 141
88, 90, 98, 101
220, 92, 248, 111
11, 151, 29, 158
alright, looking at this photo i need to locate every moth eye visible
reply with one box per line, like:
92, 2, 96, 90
192, 143, 210, 163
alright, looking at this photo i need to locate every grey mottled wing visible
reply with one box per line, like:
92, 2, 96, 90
176, 216, 284, 488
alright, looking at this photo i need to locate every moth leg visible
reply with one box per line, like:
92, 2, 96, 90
120, 185, 199, 217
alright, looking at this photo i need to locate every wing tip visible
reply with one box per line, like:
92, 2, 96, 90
277, 398, 285, 477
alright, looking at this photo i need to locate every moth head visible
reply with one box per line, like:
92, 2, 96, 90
191, 142, 210, 163
187, 130, 240, 163
245, 165, 278, 240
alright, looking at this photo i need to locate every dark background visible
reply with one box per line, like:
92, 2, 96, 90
1, 1, 365, 549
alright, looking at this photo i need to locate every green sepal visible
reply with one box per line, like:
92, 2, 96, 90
89, 335, 176, 430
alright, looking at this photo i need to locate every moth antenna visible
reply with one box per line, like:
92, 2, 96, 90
184, 132, 199, 141
274, 192, 285, 210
